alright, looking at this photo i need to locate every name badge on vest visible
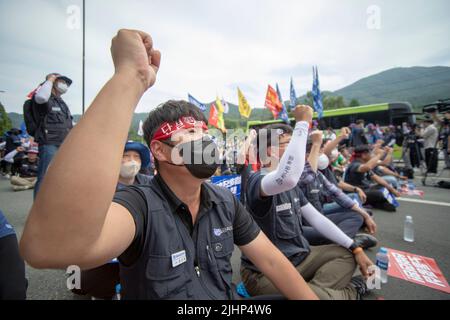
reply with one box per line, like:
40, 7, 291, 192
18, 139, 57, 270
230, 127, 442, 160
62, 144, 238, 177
171, 250, 187, 268
310, 189, 320, 194
52, 107, 62, 112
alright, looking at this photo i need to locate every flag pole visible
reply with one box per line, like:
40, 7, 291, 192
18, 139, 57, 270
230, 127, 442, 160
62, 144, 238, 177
82, 0, 86, 114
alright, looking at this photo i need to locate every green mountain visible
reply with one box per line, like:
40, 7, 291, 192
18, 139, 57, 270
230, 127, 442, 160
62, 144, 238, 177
330, 66, 450, 109
5, 66, 450, 130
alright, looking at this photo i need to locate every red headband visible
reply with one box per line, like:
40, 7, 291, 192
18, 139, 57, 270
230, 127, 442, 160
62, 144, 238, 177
151, 116, 208, 142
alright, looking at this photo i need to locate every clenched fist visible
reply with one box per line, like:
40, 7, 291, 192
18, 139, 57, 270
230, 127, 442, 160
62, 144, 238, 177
310, 130, 323, 146
111, 29, 161, 91
293, 105, 314, 123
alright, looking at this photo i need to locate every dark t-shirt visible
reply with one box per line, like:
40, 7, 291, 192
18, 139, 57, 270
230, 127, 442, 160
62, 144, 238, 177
344, 160, 373, 190
113, 175, 260, 266
246, 171, 309, 216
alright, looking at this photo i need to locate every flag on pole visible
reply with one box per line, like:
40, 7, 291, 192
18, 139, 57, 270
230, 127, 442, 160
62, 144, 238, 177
208, 103, 219, 129
276, 83, 289, 124
237, 88, 252, 118
137, 120, 144, 137
264, 85, 283, 119
289, 77, 297, 111
217, 111, 226, 133
188, 93, 207, 112
221, 97, 229, 114
312, 66, 324, 119
216, 96, 225, 113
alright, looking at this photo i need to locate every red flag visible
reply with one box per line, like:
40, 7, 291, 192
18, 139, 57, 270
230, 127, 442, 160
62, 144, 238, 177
264, 85, 283, 119
208, 103, 219, 129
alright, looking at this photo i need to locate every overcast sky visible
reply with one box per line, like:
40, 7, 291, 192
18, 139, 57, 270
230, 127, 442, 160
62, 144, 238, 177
1, 0, 449, 114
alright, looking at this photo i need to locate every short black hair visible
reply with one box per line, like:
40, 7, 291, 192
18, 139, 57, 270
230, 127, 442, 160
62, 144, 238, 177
257, 123, 293, 150
143, 100, 208, 146
354, 145, 371, 154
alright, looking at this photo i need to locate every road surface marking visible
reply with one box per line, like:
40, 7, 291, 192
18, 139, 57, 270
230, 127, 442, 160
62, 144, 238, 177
397, 198, 450, 207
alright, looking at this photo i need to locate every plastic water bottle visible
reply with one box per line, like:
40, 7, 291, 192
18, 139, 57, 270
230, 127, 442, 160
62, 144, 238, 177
404, 216, 414, 242
113, 284, 121, 300
376, 247, 389, 284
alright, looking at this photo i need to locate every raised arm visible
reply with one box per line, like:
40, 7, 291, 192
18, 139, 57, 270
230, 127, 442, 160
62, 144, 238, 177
323, 127, 350, 156
20, 29, 161, 270
307, 130, 323, 173
260, 106, 312, 196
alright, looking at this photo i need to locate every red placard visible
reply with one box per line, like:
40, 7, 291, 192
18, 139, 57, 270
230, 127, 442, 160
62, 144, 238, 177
386, 248, 450, 294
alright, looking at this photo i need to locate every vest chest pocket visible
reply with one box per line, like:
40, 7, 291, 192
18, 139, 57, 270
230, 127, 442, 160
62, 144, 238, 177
210, 236, 234, 298
145, 254, 191, 299
46, 111, 65, 124
276, 211, 300, 239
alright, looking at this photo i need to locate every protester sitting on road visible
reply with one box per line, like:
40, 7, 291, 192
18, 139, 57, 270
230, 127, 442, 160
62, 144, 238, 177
0, 210, 27, 300
344, 145, 401, 212
298, 135, 377, 249
241, 107, 374, 300
0, 128, 23, 178
20, 29, 318, 300
7, 144, 40, 191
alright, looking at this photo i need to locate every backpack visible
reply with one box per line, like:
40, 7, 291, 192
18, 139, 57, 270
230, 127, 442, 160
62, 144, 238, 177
23, 96, 43, 137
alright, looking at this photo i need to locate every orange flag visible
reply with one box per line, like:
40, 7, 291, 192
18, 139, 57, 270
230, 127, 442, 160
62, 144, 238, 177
208, 103, 219, 129
264, 85, 283, 119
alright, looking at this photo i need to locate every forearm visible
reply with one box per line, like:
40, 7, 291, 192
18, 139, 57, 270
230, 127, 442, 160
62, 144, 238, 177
302, 203, 353, 249
351, 204, 370, 219
261, 121, 308, 195
372, 174, 395, 192
34, 80, 53, 104
361, 154, 382, 171
323, 136, 343, 156
21, 72, 145, 257
338, 181, 358, 193
307, 144, 321, 172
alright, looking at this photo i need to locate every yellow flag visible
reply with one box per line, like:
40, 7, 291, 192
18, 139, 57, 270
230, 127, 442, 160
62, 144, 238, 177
217, 112, 226, 133
216, 96, 224, 114
237, 88, 252, 118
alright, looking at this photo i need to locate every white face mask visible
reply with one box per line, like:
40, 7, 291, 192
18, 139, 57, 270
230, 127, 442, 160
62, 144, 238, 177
120, 160, 140, 179
318, 154, 330, 170
330, 149, 339, 160
56, 82, 68, 94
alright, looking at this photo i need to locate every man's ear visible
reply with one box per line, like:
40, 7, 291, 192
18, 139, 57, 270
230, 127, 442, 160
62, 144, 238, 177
150, 141, 169, 163
150, 141, 183, 165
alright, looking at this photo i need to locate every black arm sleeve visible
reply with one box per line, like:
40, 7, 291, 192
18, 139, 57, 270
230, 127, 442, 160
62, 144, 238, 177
112, 186, 148, 267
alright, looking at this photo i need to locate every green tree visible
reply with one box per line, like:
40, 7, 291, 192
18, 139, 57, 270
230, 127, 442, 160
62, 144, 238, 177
348, 99, 360, 107
0, 101, 12, 136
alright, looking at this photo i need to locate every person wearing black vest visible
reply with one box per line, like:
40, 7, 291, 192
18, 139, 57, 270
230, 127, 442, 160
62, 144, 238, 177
241, 112, 375, 300
344, 145, 401, 212
32, 73, 73, 199
297, 138, 377, 250
20, 29, 317, 300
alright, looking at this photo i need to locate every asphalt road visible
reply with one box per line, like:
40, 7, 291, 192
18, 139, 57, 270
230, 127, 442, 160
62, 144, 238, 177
1, 170, 449, 300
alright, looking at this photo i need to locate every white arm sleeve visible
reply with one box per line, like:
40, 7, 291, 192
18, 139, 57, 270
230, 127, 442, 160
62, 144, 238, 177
34, 80, 53, 104
301, 203, 354, 249
261, 121, 309, 196
4, 150, 19, 163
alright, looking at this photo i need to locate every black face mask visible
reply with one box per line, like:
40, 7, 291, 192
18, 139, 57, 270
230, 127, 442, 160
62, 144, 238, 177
163, 137, 220, 179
